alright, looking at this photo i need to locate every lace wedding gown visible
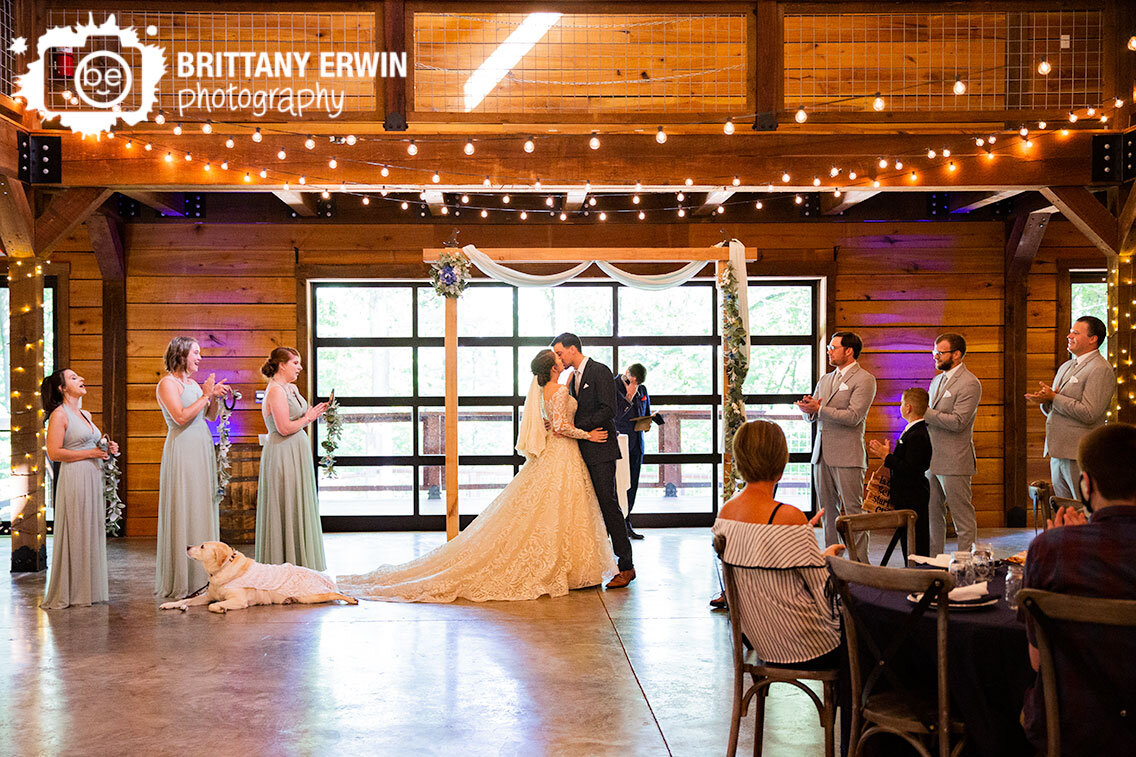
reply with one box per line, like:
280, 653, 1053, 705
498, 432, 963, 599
337, 385, 616, 602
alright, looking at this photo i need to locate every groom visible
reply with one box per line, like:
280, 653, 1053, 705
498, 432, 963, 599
551, 333, 636, 588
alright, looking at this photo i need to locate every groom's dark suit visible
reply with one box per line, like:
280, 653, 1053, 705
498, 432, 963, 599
571, 357, 634, 572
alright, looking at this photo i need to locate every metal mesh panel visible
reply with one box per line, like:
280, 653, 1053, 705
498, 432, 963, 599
413, 13, 748, 114
785, 10, 1103, 112
0, 0, 14, 96
45, 10, 377, 114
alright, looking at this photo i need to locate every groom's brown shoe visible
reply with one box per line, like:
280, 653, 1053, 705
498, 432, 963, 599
606, 569, 636, 589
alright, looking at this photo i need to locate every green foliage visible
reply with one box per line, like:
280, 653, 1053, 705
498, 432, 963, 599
319, 397, 345, 477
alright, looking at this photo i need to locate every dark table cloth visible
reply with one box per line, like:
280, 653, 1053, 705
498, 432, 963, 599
840, 566, 1035, 757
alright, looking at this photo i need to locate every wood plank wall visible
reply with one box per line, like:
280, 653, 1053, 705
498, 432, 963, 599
49, 235, 105, 434
45, 218, 1101, 537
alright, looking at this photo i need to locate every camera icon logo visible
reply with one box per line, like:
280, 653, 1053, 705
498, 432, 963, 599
15, 14, 166, 136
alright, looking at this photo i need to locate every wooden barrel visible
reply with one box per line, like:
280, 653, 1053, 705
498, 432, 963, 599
218, 443, 261, 545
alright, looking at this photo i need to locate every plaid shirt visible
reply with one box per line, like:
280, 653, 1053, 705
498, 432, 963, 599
1021, 505, 1136, 753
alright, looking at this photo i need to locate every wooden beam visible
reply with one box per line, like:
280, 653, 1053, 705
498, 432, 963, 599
563, 189, 587, 212
694, 189, 735, 216
821, 190, 880, 215
33, 187, 114, 257
119, 190, 185, 217
272, 190, 319, 217
424, 247, 749, 263
444, 295, 458, 540
1119, 183, 1136, 255
102, 275, 128, 516
754, 0, 782, 129
1004, 210, 1050, 527
86, 213, 126, 280
381, 0, 407, 131
1039, 186, 1119, 256
423, 190, 445, 216
950, 190, 1025, 214
0, 174, 34, 257
9, 263, 46, 571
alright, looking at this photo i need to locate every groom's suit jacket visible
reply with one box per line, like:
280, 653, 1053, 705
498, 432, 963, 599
570, 357, 621, 465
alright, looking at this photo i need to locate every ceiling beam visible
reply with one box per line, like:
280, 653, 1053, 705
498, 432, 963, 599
34, 187, 115, 257
695, 189, 735, 216
821, 189, 880, 215
86, 212, 126, 280
1119, 184, 1136, 255
119, 190, 185, 217
563, 189, 587, 212
0, 174, 34, 257
423, 190, 445, 216
1039, 186, 1119, 256
950, 189, 1024, 214
272, 190, 319, 217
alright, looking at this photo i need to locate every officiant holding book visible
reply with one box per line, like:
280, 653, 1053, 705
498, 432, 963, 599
615, 363, 656, 540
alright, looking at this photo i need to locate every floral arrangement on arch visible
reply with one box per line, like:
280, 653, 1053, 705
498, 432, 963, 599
98, 435, 125, 535
430, 248, 471, 298
720, 262, 750, 502
214, 389, 243, 504
319, 394, 344, 478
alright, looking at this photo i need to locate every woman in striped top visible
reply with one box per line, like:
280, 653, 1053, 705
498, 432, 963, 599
713, 420, 845, 668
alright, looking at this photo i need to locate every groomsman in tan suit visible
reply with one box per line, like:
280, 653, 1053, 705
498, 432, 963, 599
796, 331, 877, 554
924, 333, 983, 554
1025, 316, 1116, 499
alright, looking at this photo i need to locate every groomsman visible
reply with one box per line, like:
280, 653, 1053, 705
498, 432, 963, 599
614, 363, 650, 540
924, 333, 982, 554
1025, 316, 1116, 499
796, 331, 877, 554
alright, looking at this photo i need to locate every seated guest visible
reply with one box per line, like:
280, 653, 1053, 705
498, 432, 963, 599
713, 420, 844, 668
1021, 423, 1136, 755
868, 387, 933, 556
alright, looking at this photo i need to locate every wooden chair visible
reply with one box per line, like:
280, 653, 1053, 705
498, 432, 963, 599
836, 510, 916, 566
1017, 589, 1136, 757
1028, 480, 1053, 533
713, 534, 838, 757
825, 556, 966, 757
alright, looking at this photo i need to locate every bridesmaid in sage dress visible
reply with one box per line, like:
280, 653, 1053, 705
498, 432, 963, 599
155, 337, 230, 599
41, 368, 118, 609
255, 347, 328, 570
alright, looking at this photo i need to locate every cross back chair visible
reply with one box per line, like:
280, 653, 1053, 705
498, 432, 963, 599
836, 510, 916, 566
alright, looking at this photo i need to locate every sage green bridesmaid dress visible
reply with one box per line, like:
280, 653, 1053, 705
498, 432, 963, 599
155, 377, 220, 598
254, 381, 326, 570
42, 404, 109, 609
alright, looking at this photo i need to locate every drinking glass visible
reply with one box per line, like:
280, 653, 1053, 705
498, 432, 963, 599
972, 543, 994, 581
949, 551, 975, 588
1004, 565, 1024, 609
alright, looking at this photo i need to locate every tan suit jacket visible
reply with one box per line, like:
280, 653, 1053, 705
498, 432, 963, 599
925, 363, 982, 476
803, 362, 877, 469
1042, 351, 1116, 459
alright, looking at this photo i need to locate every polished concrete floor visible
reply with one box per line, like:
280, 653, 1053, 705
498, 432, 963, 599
1, 527, 1036, 756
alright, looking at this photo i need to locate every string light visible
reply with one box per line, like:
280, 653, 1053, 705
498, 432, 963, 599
1068, 111, 1078, 122
723, 118, 735, 134
634, 181, 642, 191
632, 195, 640, 204
794, 194, 803, 204
655, 126, 667, 144
872, 93, 885, 111
460, 194, 469, 204
929, 148, 938, 157
164, 151, 173, 163
144, 142, 152, 151
676, 208, 686, 217
305, 135, 316, 149
795, 107, 808, 123
203, 162, 211, 172
953, 77, 967, 95
781, 172, 791, 182
1038, 121, 1047, 129
173, 123, 182, 135
252, 127, 262, 142
948, 161, 957, 172
221, 161, 229, 170
534, 179, 542, 190
380, 167, 390, 177
1038, 59, 1052, 75
243, 171, 251, 182
1115, 98, 1125, 108
277, 149, 286, 160
154, 112, 165, 125
258, 168, 267, 178
1019, 125, 1029, 137
502, 195, 510, 203
588, 134, 600, 149
328, 157, 337, 169
401, 201, 409, 210
464, 139, 475, 155
754, 201, 763, 210
431, 172, 440, 183
894, 160, 903, 170
225, 137, 234, 149
1086, 106, 1096, 117
732, 175, 741, 186
184, 152, 192, 161
521, 211, 528, 220
637, 211, 645, 220
812, 176, 821, 186
480, 209, 488, 218
523, 137, 535, 153
942, 148, 951, 157
201, 120, 212, 134
599, 212, 607, 221
407, 140, 418, 155
878, 158, 888, 169
559, 212, 568, 221
676, 192, 685, 202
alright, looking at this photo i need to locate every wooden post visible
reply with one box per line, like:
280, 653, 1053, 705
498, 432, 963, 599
9, 260, 47, 571
718, 261, 733, 499
1109, 254, 1136, 424
444, 295, 458, 539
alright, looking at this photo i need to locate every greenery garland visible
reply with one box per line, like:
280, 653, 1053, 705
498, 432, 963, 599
215, 389, 243, 503
319, 395, 344, 478
430, 249, 471, 298
98, 435, 125, 535
720, 261, 750, 502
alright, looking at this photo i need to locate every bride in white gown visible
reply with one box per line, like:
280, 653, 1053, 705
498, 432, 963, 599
336, 349, 616, 602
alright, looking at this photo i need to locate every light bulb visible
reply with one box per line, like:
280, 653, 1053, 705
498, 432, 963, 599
634, 181, 642, 191
848, 172, 857, 180
534, 180, 542, 190
401, 201, 409, 210
203, 162, 211, 172
259, 168, 267, 178
638, 211, 645, 220
795, 107, 807, 123
685, 177, 693, 186
632, 195, 640, 204
732, 175, 740, 186
723, 118, 735, 135
942, 148, 951, 157
560, 212, 567, 221
328, 158, 337, 169
894, 160, 903, 170
1101, 114, 1109, 123
345, 135, 357, 146
221, 161, 228, 170
873, 180, 881, 188
1025, 139, 1034, 148
184, 153, 192, 161
1086, 107, 1096, 117
1069, 111, 1078, 123
812, 176, 820, 186
588, 134, 600, 149
1129, 36, 1136, 51
830, 166, 840, 177
243, 171, 251, 182
171, 123, 182, 136
781, 172, 790, 182
1019, 125, 1029, 137
164, 151, 173, 162
502, 195, 510, 203
252, 127, 262, 142
298, 175, 305, 184
407, 140, 418, 155
928, 149, 938, 158
431, 172, 440, 183
834, 189, 842, 197
716, 206, 725, 214
677, 208, 686, 217
1038, 59, 1052, 75
480, 209, 488, 218
277, 149, 286, 160
225, 137, 234, 149
362, 196, 369, 205
154, 112, 165, 125
872, 94, 885, 111
464, 139, 475, 155
754, 201, 763, 210
305, 136, 316, 150
1038, 121, 1047, 130
144, 142, 152, 151
520, 211, 528, 220
953, 78, 967, 95
655, 126, 667, 144
677, 192, 685, 201
380, 167, 389, 177
909, 171, 917, 181
948, 161, 957, 172
599, 212, 607, 221
794, 195, 803, 204
523, 137, 535, 153
201, 121, 212, 134
1115, 98, 1125, 108
878, 158, 888, 169
460, 195, 469, 204
546, 196, 555, 207
125, 139, 133, 149
483, 176, 491, 187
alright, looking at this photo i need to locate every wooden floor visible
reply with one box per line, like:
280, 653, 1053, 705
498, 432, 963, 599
1, 527, 1037, 756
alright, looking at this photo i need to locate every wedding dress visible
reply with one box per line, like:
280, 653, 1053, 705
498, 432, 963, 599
336, 384, 616, 602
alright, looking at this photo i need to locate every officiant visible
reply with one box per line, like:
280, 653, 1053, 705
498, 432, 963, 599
615, 363, 652, 540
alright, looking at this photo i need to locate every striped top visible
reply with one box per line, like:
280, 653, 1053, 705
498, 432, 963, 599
713, 517, 841, 664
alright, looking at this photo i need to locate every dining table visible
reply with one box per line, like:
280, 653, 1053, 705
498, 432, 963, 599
840, 564, 1036, 757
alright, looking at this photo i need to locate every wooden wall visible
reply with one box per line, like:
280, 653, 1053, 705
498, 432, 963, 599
49, 242, 105, 433
44, 217, 1103, 536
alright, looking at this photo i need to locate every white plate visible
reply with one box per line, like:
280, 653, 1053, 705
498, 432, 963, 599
906, 593, 1000, 610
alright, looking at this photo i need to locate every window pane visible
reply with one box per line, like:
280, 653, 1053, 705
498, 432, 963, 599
518, 286, 613, 336
316, 287, 412, 338
418, 287, 445, 338
646, 406, 712, 454
316, 347, 413, 397
418, 347, 444, 396
748, 285, 813, 336
742, 345, 813, 396
418, 465, 446, 514
1071, 280, 1108, 355
457, 465, 513, 515
458, 346, 514, 396
774, 463, 813, 513
618, 286, 713, 336
458, 286, 513, 337
318, 407, 412, 456
459, 407, 514, 455
419, 407, 445, 455
746, 404, 813, 454
617, 346, 713, 395
319, 465, 413, 516
633, 463, 714, 513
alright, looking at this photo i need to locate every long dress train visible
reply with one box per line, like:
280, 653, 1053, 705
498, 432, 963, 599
337, 385, 615, 602
254, 381, 326, 571
42, 404, 108, 609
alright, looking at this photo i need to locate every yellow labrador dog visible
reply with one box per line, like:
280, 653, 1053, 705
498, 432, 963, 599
159, 542, 358, 613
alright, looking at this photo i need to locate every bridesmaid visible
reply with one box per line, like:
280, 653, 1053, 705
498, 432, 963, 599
255, 347, 328, 570
41, 368, 117, 609
155, 337, 229, 598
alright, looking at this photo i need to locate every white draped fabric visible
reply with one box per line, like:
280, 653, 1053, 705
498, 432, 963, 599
461, 244, 711, 291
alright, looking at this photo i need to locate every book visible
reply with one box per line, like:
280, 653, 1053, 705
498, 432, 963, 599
630, 414, 663, 432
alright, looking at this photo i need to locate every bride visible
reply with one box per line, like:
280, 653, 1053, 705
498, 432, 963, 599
336, 349, 616, 602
